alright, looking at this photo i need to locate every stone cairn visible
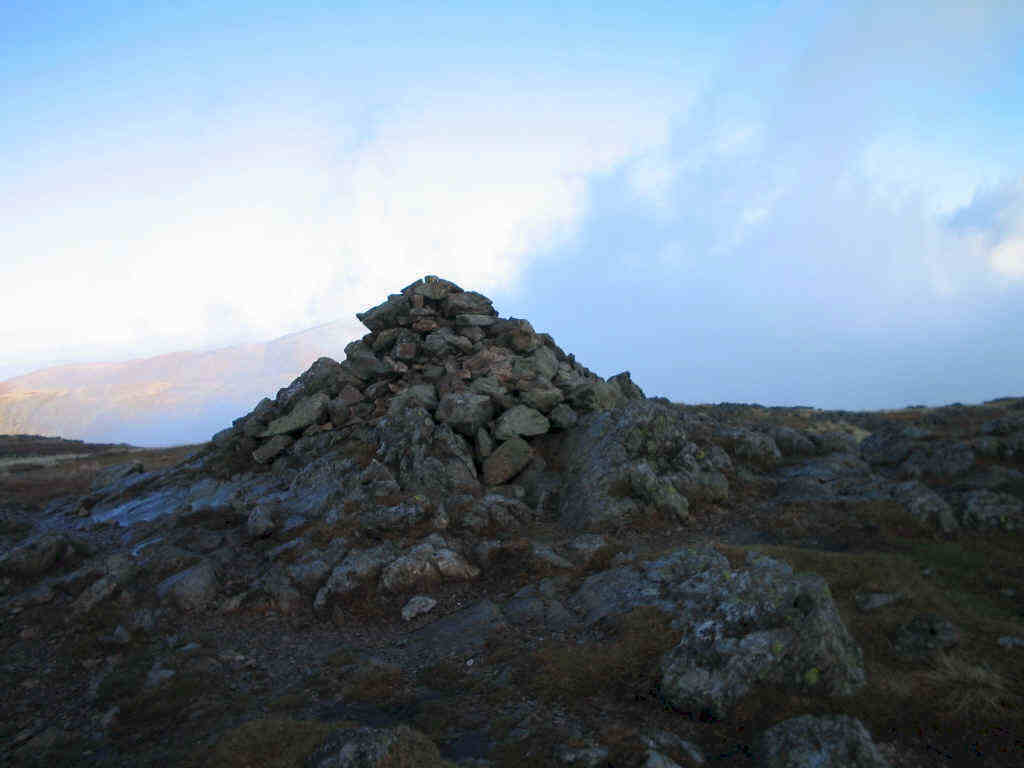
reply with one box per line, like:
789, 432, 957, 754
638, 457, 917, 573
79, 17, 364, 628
213, 275, 646, 486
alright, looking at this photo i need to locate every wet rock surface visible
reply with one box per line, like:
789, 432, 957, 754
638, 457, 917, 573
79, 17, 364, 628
2, 278, 1023, 767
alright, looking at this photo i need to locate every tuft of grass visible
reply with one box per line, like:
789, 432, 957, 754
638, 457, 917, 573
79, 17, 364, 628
342, 661, 405, 704
204, 717, 338, 768
519, 607, 680, 703
921, 652, 1021, 721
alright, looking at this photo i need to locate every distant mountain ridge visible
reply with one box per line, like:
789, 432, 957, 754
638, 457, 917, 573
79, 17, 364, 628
0, 319, 362, 446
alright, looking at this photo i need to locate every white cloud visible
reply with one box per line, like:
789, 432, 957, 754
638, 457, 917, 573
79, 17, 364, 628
990, 238, 1024, 278
0, 82, 677, 376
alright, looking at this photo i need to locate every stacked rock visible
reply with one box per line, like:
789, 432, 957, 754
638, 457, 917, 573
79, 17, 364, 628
214, 276, 646, 486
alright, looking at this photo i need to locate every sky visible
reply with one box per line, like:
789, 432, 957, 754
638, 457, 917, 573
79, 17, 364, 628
2, 0, 1023, 411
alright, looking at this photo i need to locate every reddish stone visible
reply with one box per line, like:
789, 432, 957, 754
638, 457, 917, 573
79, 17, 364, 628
412, 318, 440, 332
338, 385, 364, 405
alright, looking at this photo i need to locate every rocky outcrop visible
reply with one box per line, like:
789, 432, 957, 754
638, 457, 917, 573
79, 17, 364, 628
752, 715, 891, 768
569, 546, 866, 719
559, 400, 727, 530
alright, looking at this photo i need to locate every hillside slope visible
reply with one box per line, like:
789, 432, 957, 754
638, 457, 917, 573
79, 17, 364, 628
0, 319, 362, 446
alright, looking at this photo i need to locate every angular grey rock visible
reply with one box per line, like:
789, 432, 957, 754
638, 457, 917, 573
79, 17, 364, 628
456, 313, 498, 327
343, 340, 391, 381
518, 382, 564, 413
443, 290, 496, 317
435, 392, 494, 437
305, 724, 448, 768
381, 539, 480, 592
157, 561, 218, 612
402, 595, 437, 621
275, 357, 349, 407
493, 404, 550, 441
356, 294, 411, 332
475, 427, 494, 459
0, 533, 69, 576
549, 403, 579, 430
389, 383, 439, 415
261, 392, 330, 437
569, 381, 623, 413
607, 371, 646, 401
409, 274, 462, 300
652, 548, 866, 719
469, 375, 516, 409
482, 437, 533, 485
253, 434, 294, 464
752, 715, 890, 768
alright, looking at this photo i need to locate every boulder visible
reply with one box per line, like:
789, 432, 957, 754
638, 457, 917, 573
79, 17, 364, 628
443, 290, 495, 317
752, 715, 891, 768
388, 383, 439, 415
157, 561, 218, 612
657, 550, 866, 719
253, 435, 293, 464
343, 341, 391, 381
607, 371, 646, 401
569, 381, 623, 413
482, 438, 533, 486
261, 393, 330, 437
356, 294, 411, 332
435, 392, 494, 437
493, 405, 550, 441
402, 595, 437, 621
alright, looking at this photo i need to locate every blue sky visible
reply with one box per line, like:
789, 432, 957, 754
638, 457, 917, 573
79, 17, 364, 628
2, 1, 1023, 409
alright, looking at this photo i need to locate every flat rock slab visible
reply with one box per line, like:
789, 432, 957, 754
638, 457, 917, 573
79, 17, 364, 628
410, 599, 508, 656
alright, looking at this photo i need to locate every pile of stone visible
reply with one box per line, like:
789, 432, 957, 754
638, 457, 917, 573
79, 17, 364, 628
214, 275, 645, 487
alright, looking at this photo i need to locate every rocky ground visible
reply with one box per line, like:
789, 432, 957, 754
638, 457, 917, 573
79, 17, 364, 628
2, 276, 1023, 767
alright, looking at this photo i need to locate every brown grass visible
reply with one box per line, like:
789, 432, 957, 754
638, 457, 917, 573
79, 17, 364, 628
203, 717, 339, 768
518, 607, 681, 703
0, 443, 202, 507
